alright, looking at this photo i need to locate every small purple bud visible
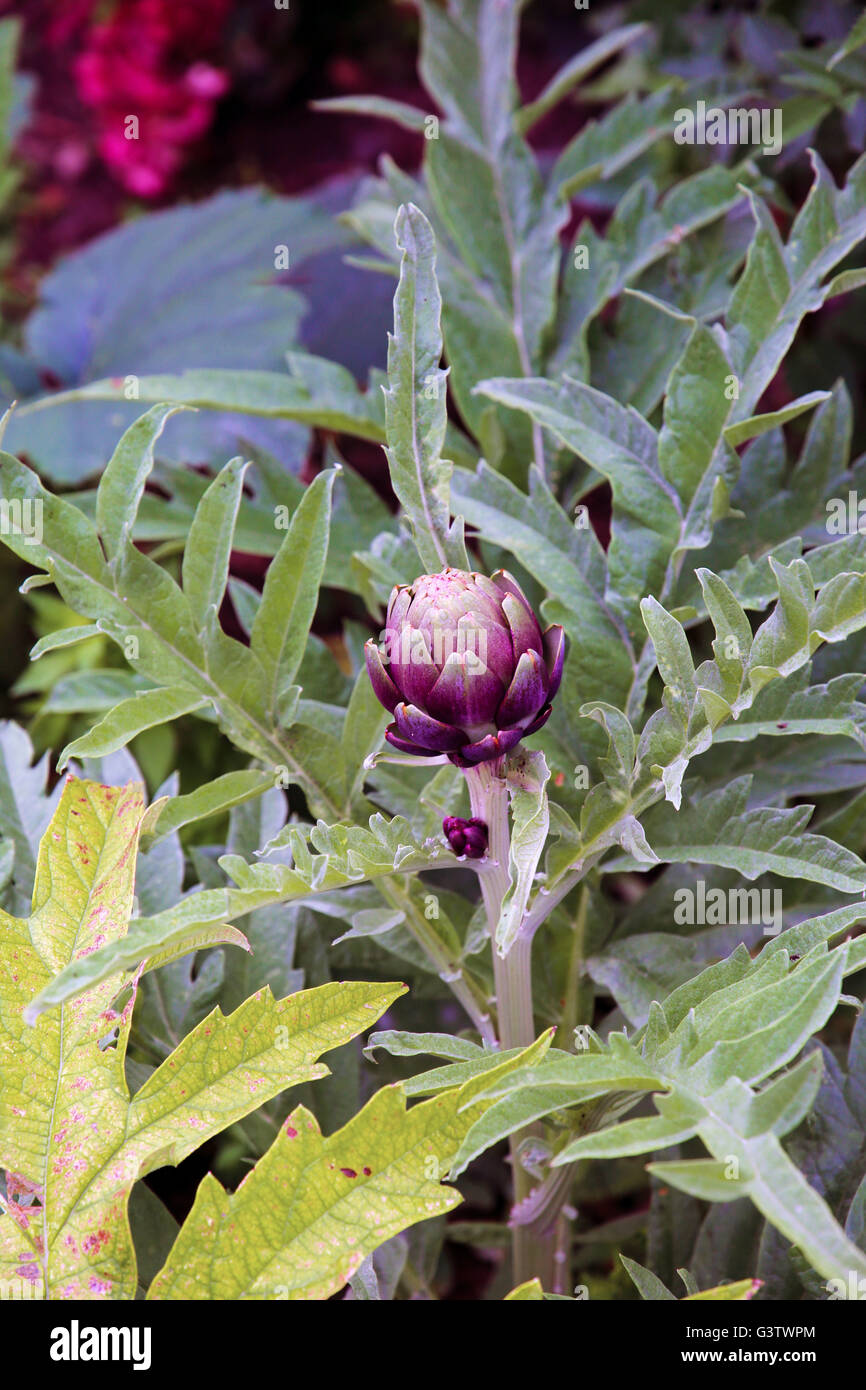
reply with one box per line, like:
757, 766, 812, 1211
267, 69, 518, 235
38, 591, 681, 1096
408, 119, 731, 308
443, 815, 488, 859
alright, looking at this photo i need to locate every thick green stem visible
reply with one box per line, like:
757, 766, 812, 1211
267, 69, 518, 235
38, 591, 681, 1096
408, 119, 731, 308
464, 758, 557, 1291
493, 933, 534, 1054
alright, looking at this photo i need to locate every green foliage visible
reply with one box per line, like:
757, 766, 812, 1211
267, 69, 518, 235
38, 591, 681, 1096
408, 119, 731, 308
451, 925, 866, 1285
621, 1256, 759, 1302
0, 413, 348, 817
382, 203, 469, 573
1, 0, 866, 1303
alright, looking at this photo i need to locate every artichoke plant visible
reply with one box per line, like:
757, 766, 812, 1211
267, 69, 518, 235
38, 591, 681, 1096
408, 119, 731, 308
365, 568, 564, 767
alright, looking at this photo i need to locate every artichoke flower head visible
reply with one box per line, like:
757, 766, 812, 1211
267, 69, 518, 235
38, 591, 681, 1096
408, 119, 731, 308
365, 568, 565, 767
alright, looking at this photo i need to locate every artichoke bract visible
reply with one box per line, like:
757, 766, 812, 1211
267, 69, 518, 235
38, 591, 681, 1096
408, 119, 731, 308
365, 568, 565, 767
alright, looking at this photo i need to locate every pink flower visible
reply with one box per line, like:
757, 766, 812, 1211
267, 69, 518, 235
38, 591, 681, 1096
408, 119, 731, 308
185, 62, 229, 100
73, 0, 232, 197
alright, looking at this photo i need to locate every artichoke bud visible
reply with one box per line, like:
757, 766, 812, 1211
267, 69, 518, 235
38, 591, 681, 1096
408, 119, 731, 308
442, 816, 489, 859
365, 568, 565, 768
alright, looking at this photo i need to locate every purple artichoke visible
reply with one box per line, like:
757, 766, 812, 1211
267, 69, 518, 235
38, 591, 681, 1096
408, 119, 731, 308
442, 816, 489, 859
364, 568, 565, 767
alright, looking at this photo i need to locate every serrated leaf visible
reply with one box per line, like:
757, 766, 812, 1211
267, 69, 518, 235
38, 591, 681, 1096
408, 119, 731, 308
656, 323, 733, 525
182, 456, 248, 631
552, 84, 694, 197
250, 466, 337, 721
466, 931, 866, 1285
728, 155, 866, 419
95, 404, 185, 562
147, 1035, 549, 1300
57, 686, 209, 773
141, 769, 276, 850
552, 167, 746, 380
711, 671, 866, 748
451, 463, 635, 712
0, 444, 349, 817
641, 777, 866, 895
23, 909, 251, 1023
383, 204, 468, 572
47, 813, 457, 1011
133, 951, 226, 1064
0, 776, 403, 1299
476, 375, 673, 633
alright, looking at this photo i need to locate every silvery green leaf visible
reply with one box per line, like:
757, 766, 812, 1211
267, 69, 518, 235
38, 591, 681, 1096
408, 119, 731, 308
382, 204, 468, 572
498, 750, 550, 956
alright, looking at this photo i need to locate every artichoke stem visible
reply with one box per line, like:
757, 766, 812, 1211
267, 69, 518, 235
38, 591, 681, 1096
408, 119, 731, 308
464, 758, 558, 1291
465, 758, 535, 1051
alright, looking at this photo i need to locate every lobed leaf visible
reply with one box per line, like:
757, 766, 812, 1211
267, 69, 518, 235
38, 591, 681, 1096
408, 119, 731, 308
0, 779, 403, 1299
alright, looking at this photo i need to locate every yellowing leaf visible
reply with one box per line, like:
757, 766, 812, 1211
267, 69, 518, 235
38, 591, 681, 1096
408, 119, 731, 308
684, 1278, 761, 1301
0, 776, 404, 1299
505, 1277, 545, 1300
149, 1033, 554, 1300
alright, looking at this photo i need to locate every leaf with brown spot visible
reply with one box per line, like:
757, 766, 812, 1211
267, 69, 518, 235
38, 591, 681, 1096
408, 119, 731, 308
0, 777, 404, 1299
